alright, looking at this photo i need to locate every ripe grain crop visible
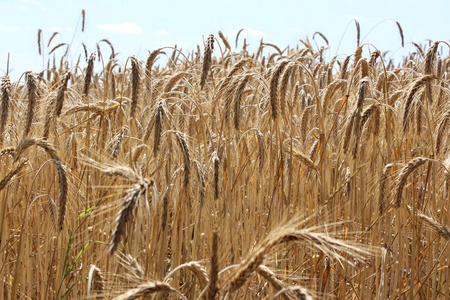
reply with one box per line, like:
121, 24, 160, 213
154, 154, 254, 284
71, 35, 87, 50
0, 20, 449, 299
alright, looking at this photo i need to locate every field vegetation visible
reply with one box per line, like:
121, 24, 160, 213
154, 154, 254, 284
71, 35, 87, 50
0, 17, 449, 299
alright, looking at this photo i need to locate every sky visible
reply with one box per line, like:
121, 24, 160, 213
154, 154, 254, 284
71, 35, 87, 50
0, 0, 449, 81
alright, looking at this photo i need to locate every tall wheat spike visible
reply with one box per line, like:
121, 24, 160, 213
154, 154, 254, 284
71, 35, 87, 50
0, 76, 11, 146
23, 72, 37, 138
129, 56, 141, 118
200, 34, 214, 90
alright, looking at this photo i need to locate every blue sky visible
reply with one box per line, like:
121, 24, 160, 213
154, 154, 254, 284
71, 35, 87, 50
1, 0, 449, 80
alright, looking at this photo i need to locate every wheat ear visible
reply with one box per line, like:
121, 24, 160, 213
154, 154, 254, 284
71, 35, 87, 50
110, 179, 153, 254
417, 211, 450, 240
222, 219, 370, 295
403, 75, 435, 132
52, 159, 68, 231
0, 76, 11, 146
174, 131, 190, 188
218, 31, 231, 51
200, 34, 214, 90
129, 56, 141, 118
395, 157, 428, 207
233, 74, 251, 130
23, 72, 37, 138
269, 61, 289, 120
84, 52, 96, 99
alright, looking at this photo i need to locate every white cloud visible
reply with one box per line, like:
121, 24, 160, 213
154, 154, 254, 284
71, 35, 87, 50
16, 0, 42, 5
0, 25, 21, 32
98, 23, 143, 34
155, 29, 169, 36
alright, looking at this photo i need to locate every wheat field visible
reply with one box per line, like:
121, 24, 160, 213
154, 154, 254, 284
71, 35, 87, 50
0, 20, 449, 299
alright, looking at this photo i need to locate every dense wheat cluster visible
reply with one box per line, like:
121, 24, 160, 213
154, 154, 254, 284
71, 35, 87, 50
0, 22, 449, 299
